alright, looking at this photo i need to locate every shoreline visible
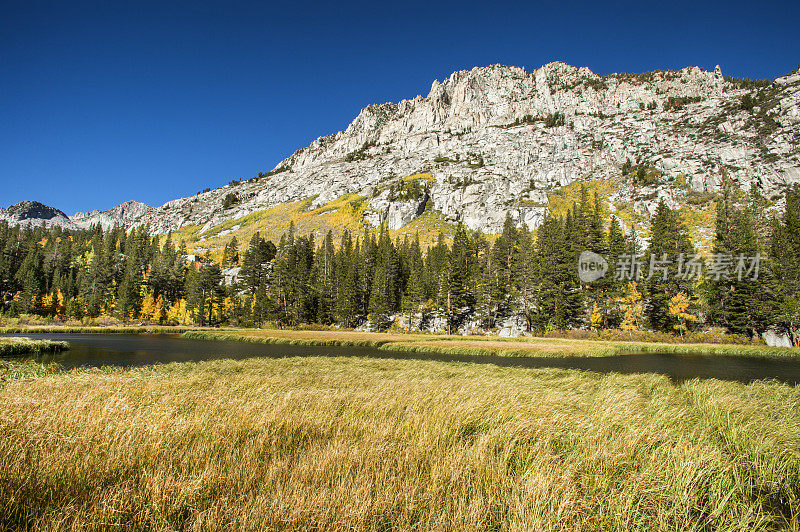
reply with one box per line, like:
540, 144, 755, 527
3, 325, 793, 359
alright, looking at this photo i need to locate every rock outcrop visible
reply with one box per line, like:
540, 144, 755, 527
71, 201, 155, 230
7, 62, 800, 235
0, 201, 76, 229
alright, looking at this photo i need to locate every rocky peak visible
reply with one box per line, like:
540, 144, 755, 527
11, 62, 800, 239
72, 200, 155, 230
127, 62, 800, 236
0, 201, 76, 229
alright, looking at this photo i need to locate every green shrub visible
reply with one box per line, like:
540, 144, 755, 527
664, 96, 703, 111
222, 193, 239, 210
545, 112, 565, 128
739, 93, 757, 112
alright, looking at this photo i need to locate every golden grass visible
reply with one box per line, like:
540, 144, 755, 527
181, 328, 797, 359
0, 337, 68, 357
1, 356, 798, 530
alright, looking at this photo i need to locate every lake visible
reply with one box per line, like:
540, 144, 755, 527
3, 333, 800, 385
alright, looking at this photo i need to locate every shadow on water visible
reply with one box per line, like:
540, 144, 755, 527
4, 333, 800, 385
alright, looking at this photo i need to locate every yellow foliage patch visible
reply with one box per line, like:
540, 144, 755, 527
164, 195, 369, 255
402, 172, 435, 186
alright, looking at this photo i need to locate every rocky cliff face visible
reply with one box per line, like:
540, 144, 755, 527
0, 201, 76, 229
7, 62, 800, 235
72, 201, 155, 230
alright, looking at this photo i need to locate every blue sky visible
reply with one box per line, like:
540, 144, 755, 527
2, 0, 798, 215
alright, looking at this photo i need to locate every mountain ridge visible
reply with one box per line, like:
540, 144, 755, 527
0, 201, 76, 230
5, 62, 800, 244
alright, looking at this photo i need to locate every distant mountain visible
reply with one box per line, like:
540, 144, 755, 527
72, 201, 155, 230
0, 201, 76, 230
6, 62, 800, 247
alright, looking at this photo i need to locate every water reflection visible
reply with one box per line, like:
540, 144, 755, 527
4, 333, 799, 385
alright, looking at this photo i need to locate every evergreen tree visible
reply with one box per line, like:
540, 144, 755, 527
222, 236, 240, 267
513, 225, 537, 331
771, 185, 800, 345
644, 199, 696, 331
186, 259, 223, 325
240, 232, 275, 293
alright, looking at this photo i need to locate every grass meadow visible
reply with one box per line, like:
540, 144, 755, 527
1, 348, 799, 530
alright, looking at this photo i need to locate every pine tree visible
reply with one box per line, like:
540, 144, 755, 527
513, 226, 537, 331
185, 259, 223, 325
446, 223, 474, 331
644, 199, 695, 331
14, 245, 44, 315
533, 215, 566, 330
315, 230, 337, 324
602, 216, 627, 328
240, 232, 275, 293
117, 228, 147, 322
222, 236, 240, 267
708, 183, 772, 337
335, 232, 361, 327
771, 185, 800, 345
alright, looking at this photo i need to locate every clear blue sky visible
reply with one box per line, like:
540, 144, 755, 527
2, 0, 798, 215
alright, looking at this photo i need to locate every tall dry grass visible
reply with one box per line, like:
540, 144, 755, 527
0, 337, 68, 357
181, 329, 797, 359
1, 356, 798, 530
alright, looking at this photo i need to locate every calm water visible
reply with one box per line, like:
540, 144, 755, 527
4, 333, 800, 385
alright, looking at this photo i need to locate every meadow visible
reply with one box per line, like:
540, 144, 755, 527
0, 335, 799, 530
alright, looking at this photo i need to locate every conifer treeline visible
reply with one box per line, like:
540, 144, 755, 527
1, 184, 798, 342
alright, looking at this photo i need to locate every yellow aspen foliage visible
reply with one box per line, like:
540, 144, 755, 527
178, 299, 190, 325
140, 294, 156, 322
153, 296, 166, 325
668, 291, 698, 337
223, 296, 234, 319
167, 299, 190, 325
590, 302, 603, 331
102, 297, 115, 317
42, 293, 55, 315
55, 290, 65, 318
166, 300, 180, 325
619, 281, 643, 336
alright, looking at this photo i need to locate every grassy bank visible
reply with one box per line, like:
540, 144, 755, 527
1, 356, 798, 530
0, 326, 192, 335
0, 337, 69, 357
0, 359, 61, 382
3, 324, 795, 359
180, 329, 797, 359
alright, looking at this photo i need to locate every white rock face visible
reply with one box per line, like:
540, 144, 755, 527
0, 201, 76, 230
11, 63, 800, 235
762, 329, 793, 348
71, 201, 155, 230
